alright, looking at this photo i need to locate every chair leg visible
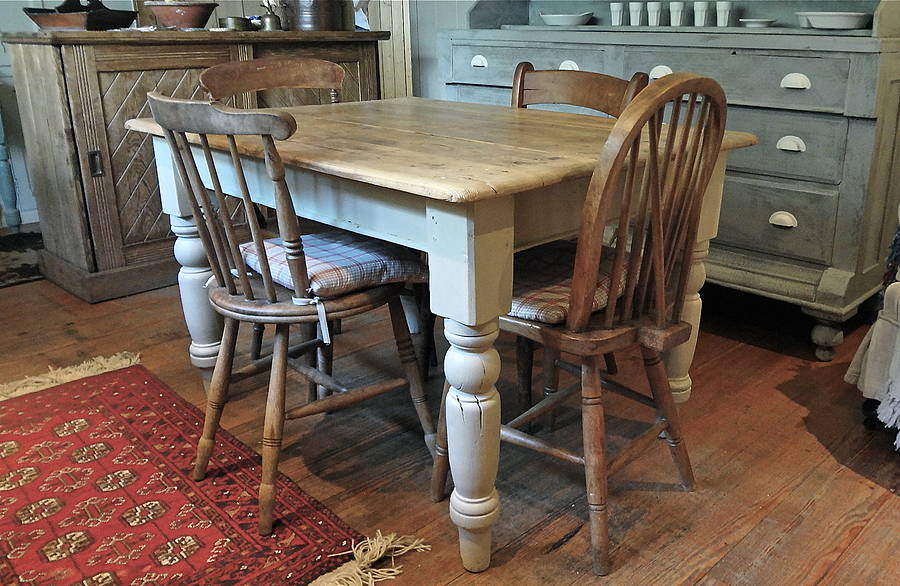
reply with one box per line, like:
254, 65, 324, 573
430, 379, 451, 502
516, 336, 534, 421
641, 347, 695, 490
249, 323, 265, 360
259, 323, 290, 536
388, 297, 437, 452
316, 321, 335, 400
603, 352, 618, 375
543, 345, 561, 430
193, 317, 239, 482
299, 322, 317, 404
582, 355, 611, 576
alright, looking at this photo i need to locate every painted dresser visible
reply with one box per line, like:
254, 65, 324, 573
439, 3, 900, 360
1, 30, 386, 302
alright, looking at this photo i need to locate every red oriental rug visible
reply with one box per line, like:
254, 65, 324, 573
0, 365, 362, 585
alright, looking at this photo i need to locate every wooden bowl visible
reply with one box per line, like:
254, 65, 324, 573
144, 1, 218, 30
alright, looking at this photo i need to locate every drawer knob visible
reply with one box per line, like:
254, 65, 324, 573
780, 72, 811, 90
470, 55, 488, 68
650, 65, 673, 80
558, 60, 580, 71
769, 211, 799, 229
776, 135, 807, 153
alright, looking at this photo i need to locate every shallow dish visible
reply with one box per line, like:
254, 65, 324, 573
803, 12, 871, 30
540, 12, 593, 26
739, 18, 776, 28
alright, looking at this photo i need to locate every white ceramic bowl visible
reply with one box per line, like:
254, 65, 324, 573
540, 12, 593, 26
739, 18, 776, 28
803, 12, 872, 30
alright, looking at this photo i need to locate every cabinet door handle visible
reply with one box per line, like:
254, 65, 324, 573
470, 55, 488, 68
558, 59, 579, 71
769, 211, 798, 229
87, 150, 104, 177
780, 72, 811, 90
649, 65, 673, 80
776, 135, 807, 152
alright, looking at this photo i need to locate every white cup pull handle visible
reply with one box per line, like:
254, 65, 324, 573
769, 211, 799, 229
558, 60, 580, 71
780, 72, 811, 90
470, 55, 488, 68
650, 65, 673, 80
776, 135, 807, 152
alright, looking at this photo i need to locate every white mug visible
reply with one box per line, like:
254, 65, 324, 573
670, 1, 685, 25
610, 2, 625, 25
694, 1, 709, 26
629, 2, 644, 26
647, 2, 662, 26
716, 1, 732, 26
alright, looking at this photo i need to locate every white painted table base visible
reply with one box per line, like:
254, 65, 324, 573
152, 136, 730, 571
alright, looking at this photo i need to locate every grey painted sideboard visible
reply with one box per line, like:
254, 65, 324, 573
439, 21, 900, 360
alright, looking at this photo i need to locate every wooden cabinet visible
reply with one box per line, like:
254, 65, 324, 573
1, 30, 386, 302
439, 2, 900, 359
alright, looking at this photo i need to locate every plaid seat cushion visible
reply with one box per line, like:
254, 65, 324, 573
510, 240, 625, 325
239, 231, 428, 298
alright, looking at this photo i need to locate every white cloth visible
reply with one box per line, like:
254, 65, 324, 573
845, 282, 900, 448
354, 0, 370, 30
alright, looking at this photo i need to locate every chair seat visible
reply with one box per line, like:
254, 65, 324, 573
239, 230, 428, 298
510, 240, 625, 325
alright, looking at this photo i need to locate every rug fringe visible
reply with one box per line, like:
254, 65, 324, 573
0, 352, 141, 399
310, 530, 431, 585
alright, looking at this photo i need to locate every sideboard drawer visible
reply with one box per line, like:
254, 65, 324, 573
717, 176, 837, 264
726, 107, 848, 184
451, 44, 606, 86
624, 49, 850, 113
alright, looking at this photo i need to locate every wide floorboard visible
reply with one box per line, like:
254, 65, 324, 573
1, 280, 896, 585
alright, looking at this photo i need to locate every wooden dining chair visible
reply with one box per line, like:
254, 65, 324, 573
512, 61, 649, 114
199, 55, 345, 104
147, 92, 436, 535
200, 56, 346, 397
431, 73, 727, 575
511, 62, 650, 423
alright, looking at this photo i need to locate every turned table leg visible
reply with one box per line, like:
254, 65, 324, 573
444, 318, 502, 573
663, 238, 708, 403
171, 215, 224, 370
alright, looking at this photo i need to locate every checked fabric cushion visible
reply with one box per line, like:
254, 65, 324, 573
239, 231, 428, 298
510, 240, 625, 325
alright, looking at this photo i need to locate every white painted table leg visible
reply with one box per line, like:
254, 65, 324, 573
171, 215, 223, 369
663, 239, 708, 403
444, 319, 502, 572
663, 155, 728, 403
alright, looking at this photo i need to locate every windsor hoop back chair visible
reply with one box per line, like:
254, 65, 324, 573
512, 61, 649, 114
432, 73, 728, 575
147, 92, 436, 535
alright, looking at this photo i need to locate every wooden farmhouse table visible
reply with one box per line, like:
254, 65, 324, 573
126, 97, 756, 572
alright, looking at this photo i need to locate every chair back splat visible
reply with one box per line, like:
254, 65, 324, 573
512, 61, 649, 115
199, 56, 346, 103
147, 91, 310, 304
567, 73, 727, 332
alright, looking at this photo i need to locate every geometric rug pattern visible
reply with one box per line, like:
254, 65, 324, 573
0, 366, 360, 585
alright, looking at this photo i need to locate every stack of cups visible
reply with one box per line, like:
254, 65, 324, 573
716, 1, 732, 26
629, 2, 643, 26
693, 1, 709, 26
610, 2, 625, 26
670, 1, 685, 26
647, 2, 662, 26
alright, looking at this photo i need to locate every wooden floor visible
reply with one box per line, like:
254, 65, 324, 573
1, 279, 897, 585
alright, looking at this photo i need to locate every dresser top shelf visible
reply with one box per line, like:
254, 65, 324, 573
502, 25, 873, 37
0, 30, 390, 46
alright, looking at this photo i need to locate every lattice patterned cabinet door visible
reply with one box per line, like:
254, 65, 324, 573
62, 43, 248, 272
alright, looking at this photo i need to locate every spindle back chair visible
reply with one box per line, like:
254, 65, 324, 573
431, 73, 727, 576
200, 56, 345, 103
148, 92, 435, 536
506, 62, 649, 422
